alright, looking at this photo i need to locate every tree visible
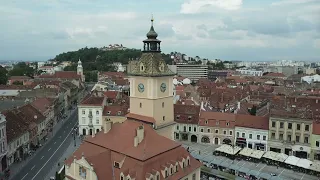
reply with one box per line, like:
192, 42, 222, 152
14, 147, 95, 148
248, 105, 257, 115
84, 71, 98, 82
8, 62, 35, 77
0, 66, 8, 85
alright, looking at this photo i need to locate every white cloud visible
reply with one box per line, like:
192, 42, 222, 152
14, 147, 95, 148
180, 0, 243, 14
314, 39, 320, 49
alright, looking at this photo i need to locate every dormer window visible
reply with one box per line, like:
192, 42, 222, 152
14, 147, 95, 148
117, 111, 121, 115
175, 164, 178, 172
165, 170, 168, 178
170, 167, 173, 174
79, 166, 87, 178
205, 120, 208, 124
176, 115, 180, 120
120, 175, 124, 180
188, 116, 192, 120
140, 62, 145, 72
107, 111, 111, 115
156, 174, 160, 180
114, 161, 120, 168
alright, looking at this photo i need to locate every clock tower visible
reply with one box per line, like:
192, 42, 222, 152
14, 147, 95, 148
127, 16, 176, 140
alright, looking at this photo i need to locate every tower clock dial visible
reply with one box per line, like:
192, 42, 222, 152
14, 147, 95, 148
160, 83, 166, 92
138, 83, 145, 92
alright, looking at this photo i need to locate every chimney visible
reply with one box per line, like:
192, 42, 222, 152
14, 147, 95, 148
103, 118, 113, 133
134, 125, 144, 147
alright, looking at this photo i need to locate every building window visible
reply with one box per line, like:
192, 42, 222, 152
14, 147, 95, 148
288, 123, 292, 129
215, 129, 219, 134
162, 102, 164, 108
279, 133, 283, 140
226, 122, 229, 126
82, 117, 85, 124
205, 120, 208, 124
200, 128, 204, 132
263, 136, 266, 140
216, 121, 219, 125
189, 127, 191, 132
316, 141, 320, 147
287, 135, 291, 141
257, 135, 260, 140
229, 131, 232, 135
176, 125, 179, 130
242, 133, 245, 138
82, 110, 85, 115
305, 125, 309, 131
192, 174, 196, 180
96, 118, 99, 124
280, 122, 284, 128
297, 124, 301, 131
163, 116, 165, 121
271, 133, 275, 139
249, 134, 252, 139
107, 111, 111, 115
96, 110, 99, 115
237, 132, 239, 137
304, 136, 309, 143
188, 116, 192, 121
194, 127, 196, 132
207, 128, 210, 133
224, 130, 227, 135
272, 121, 276, 127
296, 136, 300, 142
176, 115, 180, 120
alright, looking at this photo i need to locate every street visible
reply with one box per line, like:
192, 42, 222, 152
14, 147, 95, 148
10, 110, 79, 180
181, 141, 319, 180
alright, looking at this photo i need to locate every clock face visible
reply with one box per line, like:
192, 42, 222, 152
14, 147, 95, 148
138, 83, 145, 93
160, 83, 166, 92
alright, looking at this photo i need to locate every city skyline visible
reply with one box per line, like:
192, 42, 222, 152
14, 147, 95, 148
1, 0, 319, 61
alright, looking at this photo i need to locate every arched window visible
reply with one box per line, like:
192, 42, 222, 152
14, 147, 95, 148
140, 103, 142, 108
162, 102, 164, 108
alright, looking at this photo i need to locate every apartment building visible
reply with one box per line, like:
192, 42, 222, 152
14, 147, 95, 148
168, 64, 208, 82
268, 111, 313, 159
78, 96, 106, 136
0, 114, 7, 172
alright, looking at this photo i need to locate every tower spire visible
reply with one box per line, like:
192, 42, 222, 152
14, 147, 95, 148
151, 14, 154, 26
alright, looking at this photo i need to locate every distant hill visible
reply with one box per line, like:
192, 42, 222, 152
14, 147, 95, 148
53, 47, 173, 72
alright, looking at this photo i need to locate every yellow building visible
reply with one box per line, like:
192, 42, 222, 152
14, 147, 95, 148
126, 17, 176, 140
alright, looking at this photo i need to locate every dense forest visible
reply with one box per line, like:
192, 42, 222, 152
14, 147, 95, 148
54, 47, 173, 72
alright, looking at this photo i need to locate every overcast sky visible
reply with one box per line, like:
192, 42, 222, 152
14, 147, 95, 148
0, 0, 319, 61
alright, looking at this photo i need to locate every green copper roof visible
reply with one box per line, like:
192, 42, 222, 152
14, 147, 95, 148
128, 53, 175, 77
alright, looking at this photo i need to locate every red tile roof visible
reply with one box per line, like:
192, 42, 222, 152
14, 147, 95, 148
38, 71, 81, 79
103, 105, 128, 116
31, 98, 53, 115
199, 111, 236, 128
235, 114, 269, 130
264, 72, 286, 77
3, 110, 28, 143
66, 120, 202, 179
126, 113, 156, 124
103, 91, 118, 99
9, 76, 31, 80
174, 104, 200, 124
80, 96, 105, 106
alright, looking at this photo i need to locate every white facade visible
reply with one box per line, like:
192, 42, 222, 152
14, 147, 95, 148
38, 66, 55, 74
168, 65, 208, 82
235, 127, 268, 151
0, 114, 7, 166
301, 74, 320, 84
7, 132, 29, 165
236, 69, 263, 76
78, 106, 103, 136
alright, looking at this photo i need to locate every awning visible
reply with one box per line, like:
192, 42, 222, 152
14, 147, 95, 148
248, 169, 261, 177
308, 161, 320, 172
270, 176, 284, 180
215, 144, 242, 155
239, 148, 254, 157
258, 172, 272, 179
250, 150, 265, 159
209, 159, 222, 166
220, 161, 231, 168
239, 166, 250, 173
296, 158, 312, 169
229, 164, 241, 171
285, 156, 300, 166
